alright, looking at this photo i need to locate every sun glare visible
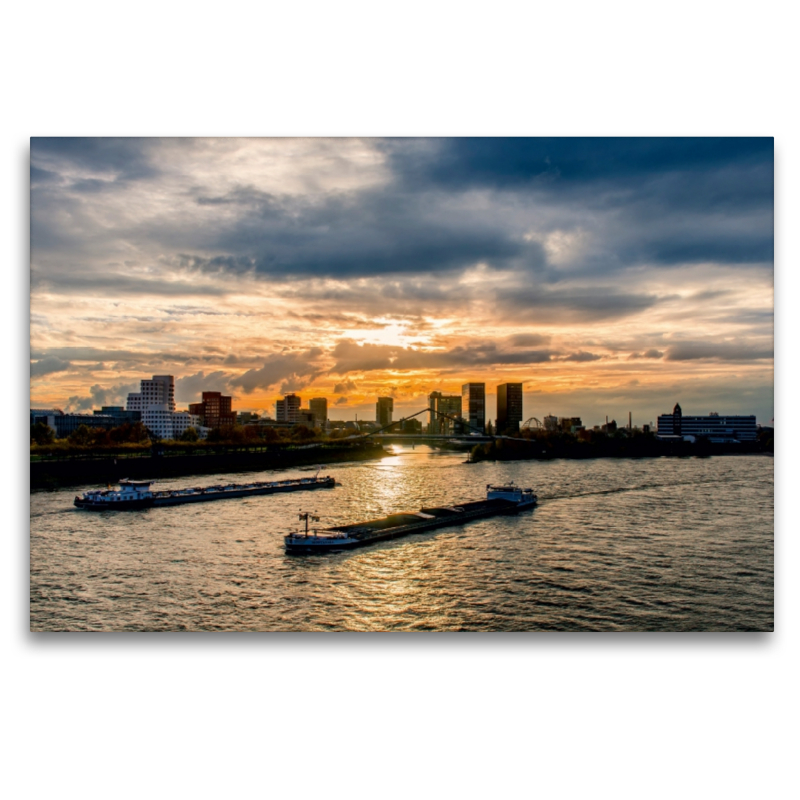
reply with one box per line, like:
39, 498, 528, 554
341, 321, 417, 348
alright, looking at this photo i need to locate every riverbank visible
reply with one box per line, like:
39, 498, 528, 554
468, 436, 772, 462
30, 442, 388, 490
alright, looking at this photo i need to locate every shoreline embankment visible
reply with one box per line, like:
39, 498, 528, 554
467, 436, 772, 463
30, 442, 387, 491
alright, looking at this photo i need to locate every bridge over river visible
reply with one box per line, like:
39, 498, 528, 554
342, 406, 519, 446
371, 432, 493, 445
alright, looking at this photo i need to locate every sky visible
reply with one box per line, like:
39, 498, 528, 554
29, 137, 774, 427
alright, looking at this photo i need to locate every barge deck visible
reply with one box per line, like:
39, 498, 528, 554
75, 474, 336, 511
285, 483, 537, 554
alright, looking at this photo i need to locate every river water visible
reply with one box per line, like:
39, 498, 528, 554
29, 449, 773, 631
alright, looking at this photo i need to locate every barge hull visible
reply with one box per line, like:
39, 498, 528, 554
285, 498, 534, 554
74, 498, 153, 511
152, 478, 335, 507
75, 476, 335, 511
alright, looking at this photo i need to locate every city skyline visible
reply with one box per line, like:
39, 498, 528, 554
30, 138, 774, 426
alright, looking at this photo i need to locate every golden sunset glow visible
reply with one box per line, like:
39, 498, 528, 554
30, 138, 773, 426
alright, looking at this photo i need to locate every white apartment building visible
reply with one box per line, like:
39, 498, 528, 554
142, 405, 176, 439
141, 406, 204, 440
127, 375, 175, 413
127, 375, 199, 439
172, 411, 204, 438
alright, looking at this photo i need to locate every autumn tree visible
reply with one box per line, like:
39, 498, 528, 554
30, 422, 55, 445
179, 427, 199, 442
68, 424, 93, 446
292, 424, 315, 441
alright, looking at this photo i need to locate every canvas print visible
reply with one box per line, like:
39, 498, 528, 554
29, 137, 774, 631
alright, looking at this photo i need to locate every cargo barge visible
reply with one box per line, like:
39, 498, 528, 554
74, 472, 336, 511
285, 483, 537, 554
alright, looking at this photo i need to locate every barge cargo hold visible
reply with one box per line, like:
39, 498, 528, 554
74, 474, 336, 511
285, 483, 537, 554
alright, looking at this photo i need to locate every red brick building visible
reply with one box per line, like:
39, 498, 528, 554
189, 392, 236, 429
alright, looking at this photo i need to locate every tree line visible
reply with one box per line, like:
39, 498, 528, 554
470, 426, 774, 462
30, 421, 355, 451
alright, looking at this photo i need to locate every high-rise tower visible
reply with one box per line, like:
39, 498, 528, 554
496, 383, 523, 433
461, 383, 486, 433
276, 393, 302, 423
376, 397, 394, 427
428, 391, 462, 434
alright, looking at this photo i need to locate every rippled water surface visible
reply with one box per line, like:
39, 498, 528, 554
30, 450, 774, 631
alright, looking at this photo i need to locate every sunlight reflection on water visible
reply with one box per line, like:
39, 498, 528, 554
30, 449, 773, 631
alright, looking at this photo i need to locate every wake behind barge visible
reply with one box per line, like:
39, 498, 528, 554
285, 483, 537, 554
74, 474, 335, 511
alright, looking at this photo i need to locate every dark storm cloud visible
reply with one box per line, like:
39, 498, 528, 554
713, 309, 774, 327
222, 354, 255, 365
65, 382, 139, 412
229, 348, 325, 393
330, 339, 554, 375
30, 137, 773, 299
664, 341, 773, 362
30, 346, 193, 363
562, 351, 602, 362
381, 137, 774, 269
382, 137, 772, 198
30, 356, 72, 376
628, 349, 664, 360
496, 286, 660, 322
30, 165, 61, 185
507, 333, 551, 347
333, 379, 358, 394
175, 371, 232, 404
31, 137, 161, 182
30, 267, 226, 298
617, 223, 773, 267
69, 178, 119, 194
196, 188, 534, 279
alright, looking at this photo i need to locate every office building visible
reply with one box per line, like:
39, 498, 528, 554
93, 406, 141, 425
276, 393, 302, 423
428, 391, 462, 434
32, 402, 195, 441
657, 403, 757, 442
461, 383, 486, 433
309, 398, 328, 428
496, 383, 523, 433
31, 408, 119, 438
189, 391, 235, 429
296, 410, 316, 426
376, 397, 394, 427
560, 417, 583, 433
30, 409, 62, 434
